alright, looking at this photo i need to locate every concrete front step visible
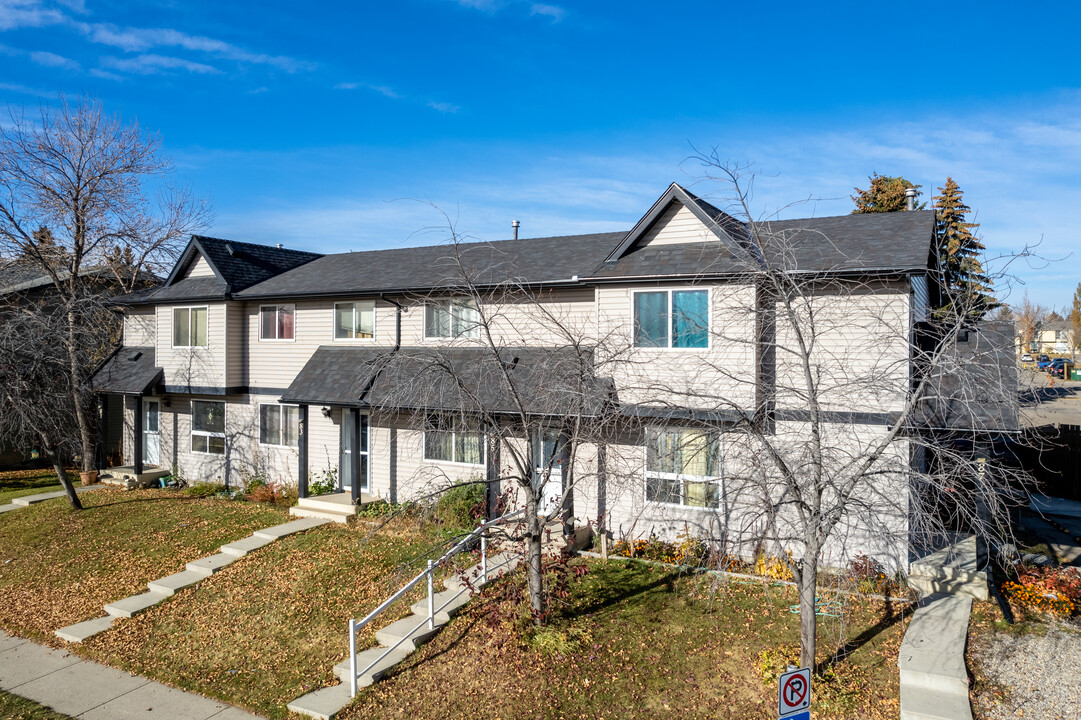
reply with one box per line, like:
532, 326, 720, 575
289, 506, 356, 524
253, 517, 329, 540
104, 591, 170, 618
186, 553, 237, 577
900, 685, 973, 720
55, 616, 116, 643
373, 614, 444, 651
898, 595, 971, 695
287, 683, 353, 720
334, 646, 413, 686
147, 570, 205, 596
410, 587, 470, 623
220, 534, 276, 557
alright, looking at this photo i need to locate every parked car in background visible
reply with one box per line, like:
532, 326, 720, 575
1037, 354, 1052, 370
1048, 358, 1073, 378
1021, 353, 1034, 363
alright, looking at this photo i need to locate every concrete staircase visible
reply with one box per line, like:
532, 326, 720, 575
99, 466, 171, 489
909, 535, 988, 601
287, 551, 518, 720
289, 492, 380, 524
898, 594, 973, 720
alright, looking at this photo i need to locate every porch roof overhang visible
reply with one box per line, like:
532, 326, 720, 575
281, 345, 614, 418
92, 346, 163, 396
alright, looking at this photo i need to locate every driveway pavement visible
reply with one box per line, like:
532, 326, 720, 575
0, 631, 262, 720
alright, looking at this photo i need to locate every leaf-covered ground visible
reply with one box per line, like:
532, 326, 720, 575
79, 517, 456, 720
340, 560, 909, 720
0, 486, 287, 641
0, 468, 66, 505
0, 690, 75, 720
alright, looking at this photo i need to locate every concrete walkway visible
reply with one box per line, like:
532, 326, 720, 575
0, 630, 262, 719
0, 485, 104, 514
898, 594, 973, 720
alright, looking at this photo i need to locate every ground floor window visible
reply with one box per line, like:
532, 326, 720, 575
191, 400, 226, 455
645, 426, 720, 508
259, 404, 299, 447
424, 415, 485, 465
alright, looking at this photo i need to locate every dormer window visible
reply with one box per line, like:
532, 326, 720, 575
260, 305, 295, 341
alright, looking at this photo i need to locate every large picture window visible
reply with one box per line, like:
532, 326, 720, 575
260, 305, 295, 340
173, 306, 208, 347
645, 426, 720, 508
259, 404, 299, 447
334, 301, 375, 339
425, 298, 479, 339
633, 289, 708, 348
191, 400, 225, 455
423, 416, 485, 465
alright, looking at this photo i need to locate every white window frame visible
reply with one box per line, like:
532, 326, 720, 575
630, 287, 711, 350
258, 403, 300, 448
643, 426, 722, 510
190, 400, 226, 456
422, 416, 486, 467
172, 305, 209, 348
424, 298, 480, 340
259, 304, 296, 342
332, 300, 376, 341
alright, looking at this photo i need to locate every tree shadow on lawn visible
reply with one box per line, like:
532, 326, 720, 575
815, 593, 912, 676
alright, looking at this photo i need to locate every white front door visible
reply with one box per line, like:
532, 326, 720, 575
534, 429, 564, 516
339, 409, 369, 492
142, 398, 161, 467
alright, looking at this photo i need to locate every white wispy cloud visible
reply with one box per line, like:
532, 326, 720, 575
426, 100, 460, 114
335, 81, 402, 99
530, 3, 565, 21
101, 53, 221, 75
0, 81, 54, 97
0, 0, 65, 31
29, 49, 78, 69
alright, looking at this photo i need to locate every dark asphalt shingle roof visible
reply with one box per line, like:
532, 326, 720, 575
192, 236, 323, 292
92, 347, 163, 395
237, 233, 626, 299
282, 345, 613, 416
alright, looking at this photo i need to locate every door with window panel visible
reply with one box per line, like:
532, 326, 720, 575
339, 409, 369, 492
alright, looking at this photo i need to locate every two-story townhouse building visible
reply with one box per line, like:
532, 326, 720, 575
93, 183, 947, 570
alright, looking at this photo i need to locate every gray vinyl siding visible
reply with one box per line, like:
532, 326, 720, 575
226, 302, 246, 388
156, 303, 228, 390
635, 202, 715, 248
185, 255, 216, 278
123, 307, 156, 347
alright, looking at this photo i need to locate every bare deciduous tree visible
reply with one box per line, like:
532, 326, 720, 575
0, 96, 210, 495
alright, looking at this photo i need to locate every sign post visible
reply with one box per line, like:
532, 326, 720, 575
778, 666, 811, 719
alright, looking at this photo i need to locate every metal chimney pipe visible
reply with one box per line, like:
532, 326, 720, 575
512, 220, 520, 240
905, 188, 917, 211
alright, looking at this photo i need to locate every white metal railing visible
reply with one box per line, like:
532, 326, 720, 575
346, 510, 523, 697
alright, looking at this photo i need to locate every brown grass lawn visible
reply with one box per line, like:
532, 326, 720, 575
79, 516, 455, 720
0, 486, 287, 641
338, 559, 909, 720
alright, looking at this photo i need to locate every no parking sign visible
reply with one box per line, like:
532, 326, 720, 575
778, 666, 811, 717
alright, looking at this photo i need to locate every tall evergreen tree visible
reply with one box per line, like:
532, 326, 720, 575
851, 173, 925, 213
934, 177, 995, 320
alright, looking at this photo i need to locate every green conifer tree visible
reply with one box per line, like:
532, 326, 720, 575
934, 177, 996, 320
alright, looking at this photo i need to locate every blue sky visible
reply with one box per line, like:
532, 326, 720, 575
2, 0, 1079, 309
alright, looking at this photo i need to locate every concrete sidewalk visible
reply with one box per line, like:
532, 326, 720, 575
0, 631, 262, 720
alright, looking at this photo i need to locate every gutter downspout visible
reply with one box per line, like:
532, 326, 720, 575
379, 293, 404, 351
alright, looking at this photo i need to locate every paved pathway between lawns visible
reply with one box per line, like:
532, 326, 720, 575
0, 630, 264, 720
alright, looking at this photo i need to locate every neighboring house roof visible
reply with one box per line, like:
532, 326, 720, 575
92, 347, 163, 395
0, 259, 130, 296
913, 321, 1020, 433
281, 345, 614, 417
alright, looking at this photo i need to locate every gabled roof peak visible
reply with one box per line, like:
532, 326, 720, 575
603, 182, 750, 262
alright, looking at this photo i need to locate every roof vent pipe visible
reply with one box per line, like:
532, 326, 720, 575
276, 243, 283, 249
512, 220, 520, 240
905, 187, 918, 211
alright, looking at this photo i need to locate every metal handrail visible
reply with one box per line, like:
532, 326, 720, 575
347, 509, 523, 696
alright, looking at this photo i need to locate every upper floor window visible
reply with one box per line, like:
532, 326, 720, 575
425, 298, 479, 339
423, 415, 485, 465
633, 289, 708, 348
191, 400, 225, 455
173, 307, 208, 347
645, 426, 720, 508
259, 404, 299, 447
260, 305, 295, 340
334, 301, 375, 340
